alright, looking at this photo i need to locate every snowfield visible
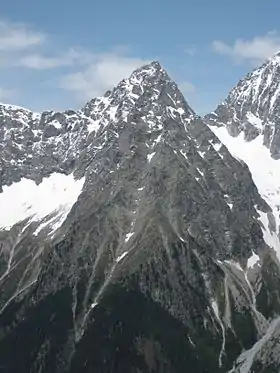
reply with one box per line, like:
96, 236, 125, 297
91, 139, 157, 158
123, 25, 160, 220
0, 173, 85, 234
210, 125, 280, 260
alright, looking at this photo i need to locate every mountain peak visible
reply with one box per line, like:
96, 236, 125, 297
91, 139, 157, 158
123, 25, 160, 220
150, 60, 162, 67
128, 60, 170, 84
134, 60, 165, 74
82, 59, 195, 132
3, 50, 280, 373
206, 52, 280, 158
269, 50, 280, 63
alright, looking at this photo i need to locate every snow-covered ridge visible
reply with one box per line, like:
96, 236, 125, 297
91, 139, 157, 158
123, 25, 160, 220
206, 52, 280, 160
0, 60, 195, 234
82, 60, 194, 135
0, 102, 38, 114
0, 61, 191, 178
226, 52, 280, 116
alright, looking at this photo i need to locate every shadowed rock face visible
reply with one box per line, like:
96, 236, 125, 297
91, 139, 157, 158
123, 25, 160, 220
1, 61, 280, 373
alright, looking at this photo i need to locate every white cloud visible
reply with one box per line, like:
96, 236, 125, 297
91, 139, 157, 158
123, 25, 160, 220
212, 31, 280, 64
17, 54, 71, 69
16, 48, 94, 69
59, 53, 149, 100
185, 47, 197, 57
0, 20, 44, 52
0, 87, 16, 101
179, 81, 196, 94
0, 19, 150, 109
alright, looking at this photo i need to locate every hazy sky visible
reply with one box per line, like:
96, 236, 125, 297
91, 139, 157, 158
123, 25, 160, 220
1, 0, 280, 114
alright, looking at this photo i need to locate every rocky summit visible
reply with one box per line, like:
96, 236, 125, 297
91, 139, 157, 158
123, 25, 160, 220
206, 53, 280, 159
1, 59, 280, 373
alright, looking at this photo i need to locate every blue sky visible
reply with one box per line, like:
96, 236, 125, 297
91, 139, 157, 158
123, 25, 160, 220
0, 0, 280, 114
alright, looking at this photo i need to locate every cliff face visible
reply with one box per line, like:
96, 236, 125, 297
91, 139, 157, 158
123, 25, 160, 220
205, 53, 280, 373
1, 61, 280, 373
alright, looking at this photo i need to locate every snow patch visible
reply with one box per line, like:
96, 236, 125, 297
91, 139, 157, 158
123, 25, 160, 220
125, 232, 134, 242
210, 141, 222, 151
247, 251, 260, 269
227, 202, 233, 210
225, 260, 243, 273
198, 150, 205, 158
116, 251, 128, 263
154, 133, 162, 144
197, 168, 204, 176
270, 84, 280, 110
166, 93, 176, 106
0, 173, 85, 233
179, 150, 188, 160
108, 105, 118, 120
246, 112, 262, 130
0, 102, 35, 113
87, 118, 100, 133
188, 335, 195, 347
147, 152, 156, 162
90, 302, 98, 309
167, 106, 180, 119
257, 209, 280, 260
211, 299, 225, 367
51, 120, 62, 129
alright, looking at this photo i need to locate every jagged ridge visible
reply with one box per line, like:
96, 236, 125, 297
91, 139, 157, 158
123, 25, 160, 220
206, 52, 280, 158
0, 61, 280, 373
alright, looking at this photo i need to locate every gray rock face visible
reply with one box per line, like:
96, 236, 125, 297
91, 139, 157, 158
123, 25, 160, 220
204, 54, 280, 373
230, 316, 280, 373
205, 53, 280, 159
0, 61, 280, 373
